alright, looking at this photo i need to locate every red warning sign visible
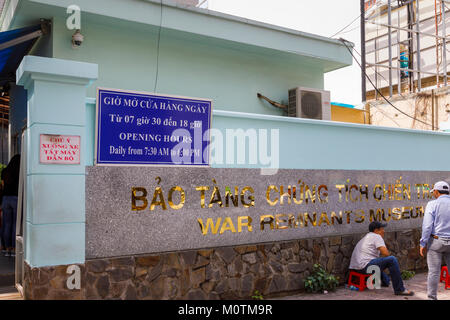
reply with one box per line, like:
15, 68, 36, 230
40, 134, 81, 165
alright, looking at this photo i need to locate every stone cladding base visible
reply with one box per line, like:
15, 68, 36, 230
23, 229, 425, 299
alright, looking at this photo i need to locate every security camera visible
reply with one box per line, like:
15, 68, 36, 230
72, 30, 84, 48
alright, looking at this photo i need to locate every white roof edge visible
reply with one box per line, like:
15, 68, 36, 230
146, 0, 355, 48
12, 0, 355, 50
11, 0, 353, 66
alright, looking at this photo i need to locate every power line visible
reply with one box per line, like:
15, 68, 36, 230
330, 13, 362, 38
198, 0, 208, 8
352, 45, 417, 104
352, 43, 447, 129
335, 25, 360, 36
339, 38, 433, 127
371, 103, 403, 127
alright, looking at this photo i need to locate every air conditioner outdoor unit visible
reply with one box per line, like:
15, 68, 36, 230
288, 87, 331, 120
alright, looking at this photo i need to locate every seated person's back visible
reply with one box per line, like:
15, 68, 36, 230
347, 221, 413, 296
349, 232, 385, 271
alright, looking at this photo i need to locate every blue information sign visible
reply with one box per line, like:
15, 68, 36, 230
96, 88, 212, 166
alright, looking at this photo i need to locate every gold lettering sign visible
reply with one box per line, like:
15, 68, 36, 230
131, 187, 148, 211
130, 177, 430, 237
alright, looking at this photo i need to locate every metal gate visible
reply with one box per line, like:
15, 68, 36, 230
15, 129, 26, 296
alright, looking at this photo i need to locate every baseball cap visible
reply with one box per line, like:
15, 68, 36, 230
369, 221, 387, 232
431, 181, 450, 193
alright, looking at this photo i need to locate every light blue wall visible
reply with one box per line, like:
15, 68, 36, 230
7, 0, 353, 119
51, 16, 323, 117
86, 99, 450, 171
12, 0, 351, 69
17, 56, 97, 267
211, 111, 450, 171
29, 25, 53, 58
7, 0, 353, 267
14, 1, 450, 270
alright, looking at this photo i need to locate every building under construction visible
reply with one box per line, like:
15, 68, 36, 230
364, 0, 450, 131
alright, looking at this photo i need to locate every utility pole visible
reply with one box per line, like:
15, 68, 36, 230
360, 0, 366, 102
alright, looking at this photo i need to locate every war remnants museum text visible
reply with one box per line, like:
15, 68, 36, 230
131, 177, 427, 236
86, 167, 439, 259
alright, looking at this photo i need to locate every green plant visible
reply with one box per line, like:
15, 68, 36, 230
304, 263, 340, 293
251, 290, 264, 300
401, 270, 415, 280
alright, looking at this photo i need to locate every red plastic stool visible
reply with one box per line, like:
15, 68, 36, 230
348, 270, 370, 291
440, 266, 450, 289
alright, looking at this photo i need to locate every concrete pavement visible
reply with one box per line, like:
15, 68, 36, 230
0, 253, 15, 287
0, 291, 22, 300
275, 272, 450, 300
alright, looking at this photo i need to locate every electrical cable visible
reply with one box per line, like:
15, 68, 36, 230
353, 39, 448, 129
352, 45, 419, 104
358, 3, 449, 123
362, 67, 428, 126
371, 103, 404, 127
338, 38, 433, 127
154, 0, 163, 93
353, 47, 433, 127
335, 25, 360, 36
198, 0, 208, 8
330, 13, 363, 38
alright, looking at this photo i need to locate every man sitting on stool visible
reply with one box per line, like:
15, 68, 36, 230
349, 221, 414, 296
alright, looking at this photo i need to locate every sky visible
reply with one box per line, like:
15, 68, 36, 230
206, 0, 363, 107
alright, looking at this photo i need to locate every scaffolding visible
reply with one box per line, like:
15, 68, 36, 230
363, 0, 449, 101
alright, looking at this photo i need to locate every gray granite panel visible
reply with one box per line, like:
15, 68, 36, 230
86, 167, 450, 258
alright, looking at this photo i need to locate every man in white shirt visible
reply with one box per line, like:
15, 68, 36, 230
349, 221, 414, 296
